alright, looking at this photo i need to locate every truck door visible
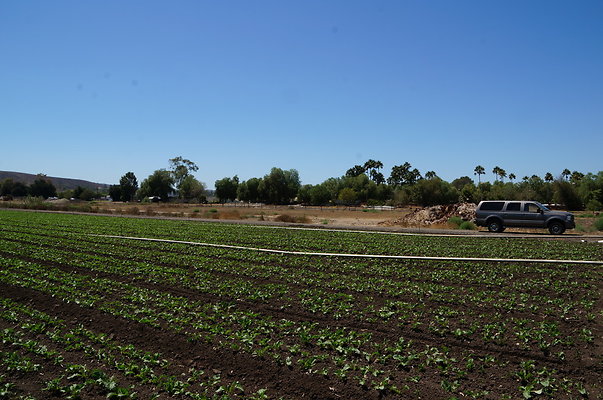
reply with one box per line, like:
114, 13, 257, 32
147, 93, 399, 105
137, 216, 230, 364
522, 202, 546, 227
504, 202, 522, 226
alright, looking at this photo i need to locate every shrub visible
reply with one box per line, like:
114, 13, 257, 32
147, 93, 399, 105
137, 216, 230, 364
594, 217, 603, 231
275, 214, 310, 223
459, 221, 477, 230
586, 199, 603, 212
447, 216, 463, 228
219, 210, 241, 220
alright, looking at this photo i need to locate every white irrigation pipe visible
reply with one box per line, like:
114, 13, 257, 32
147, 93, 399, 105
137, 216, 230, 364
90, 234, 603, 265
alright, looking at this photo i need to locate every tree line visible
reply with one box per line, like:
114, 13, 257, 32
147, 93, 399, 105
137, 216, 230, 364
214, 160, 603, 211
2, 158, 602, 211
0, 175, 58, 199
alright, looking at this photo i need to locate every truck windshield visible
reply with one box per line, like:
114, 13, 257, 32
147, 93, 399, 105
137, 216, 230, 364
537, 203, 550, 211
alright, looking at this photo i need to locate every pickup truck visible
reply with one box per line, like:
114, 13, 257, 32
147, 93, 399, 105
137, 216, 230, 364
475, 200, 575, 234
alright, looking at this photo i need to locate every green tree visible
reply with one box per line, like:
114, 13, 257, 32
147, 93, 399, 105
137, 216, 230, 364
341, 173, 375, 203
237, 177, 262, 203
215, 176, 239, 203
387, 162, 421, 186
492, 166, 501, 182
169, 156, 199, 193
425, 171, 437, 180
411, 178, 458, 206
0, 179, 15, 196
451, 176, 474, 191
137, 170, 174, 201
570, 171, 584, 185
345, 165, 366, 178
179, 175, 206, 202
72, 186, 96, 201
338, 187, 358, 205
297, 184, 331, 206
498, 168, 507, 182
119, 172, 138, 202
561, 169, 571, 181
577, 172, 603, 210
108, 185, 122, 201
474, 165, 485, 184
363, 159, 385, 184
544, 172, 554, 182
297, 184, 313, 204
11, 181, 28, 197
310, 184, 332, 205
553, 180, 582, 210
460, 184, 478, 203
29, 175, 56, 199
258, 168, 300, 204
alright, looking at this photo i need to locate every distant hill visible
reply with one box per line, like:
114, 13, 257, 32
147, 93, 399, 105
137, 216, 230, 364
0, 171, 110, 192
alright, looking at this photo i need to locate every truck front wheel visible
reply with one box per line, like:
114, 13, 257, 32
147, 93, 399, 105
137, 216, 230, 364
548, 221, 565, 235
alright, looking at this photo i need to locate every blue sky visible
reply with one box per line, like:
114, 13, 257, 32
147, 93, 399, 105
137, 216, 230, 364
1, 1, 602, 189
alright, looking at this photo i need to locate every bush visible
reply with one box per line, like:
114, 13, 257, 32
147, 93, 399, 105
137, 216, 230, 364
459, 221, 477, 230
447, 216, 463, 228
594, 217, 603, 231
586, 199, 603, 211
275, 214, 310, 223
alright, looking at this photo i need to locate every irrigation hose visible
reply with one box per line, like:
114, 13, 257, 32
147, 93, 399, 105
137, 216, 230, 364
90, 234, 603, 265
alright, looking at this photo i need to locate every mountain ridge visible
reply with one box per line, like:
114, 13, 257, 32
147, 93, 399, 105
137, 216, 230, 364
0, 170, 110, 192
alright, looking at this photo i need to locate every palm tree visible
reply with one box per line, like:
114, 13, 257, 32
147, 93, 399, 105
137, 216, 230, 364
544, 172, 554, 182
474, 165, 485, 184
508, 173, 516, 182
363, 159, 384, 184
425, 171, 437, 179
492, 166, 501, 182
498, 168, 507, 182
570, 171, 584, 184
561, 169, 571, 181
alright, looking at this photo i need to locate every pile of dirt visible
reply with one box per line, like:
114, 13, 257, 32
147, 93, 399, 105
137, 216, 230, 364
381, 203, 477, 227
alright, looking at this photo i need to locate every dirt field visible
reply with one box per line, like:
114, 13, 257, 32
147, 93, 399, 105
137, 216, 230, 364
88, 201, 602, 235
92, 202, 413, 227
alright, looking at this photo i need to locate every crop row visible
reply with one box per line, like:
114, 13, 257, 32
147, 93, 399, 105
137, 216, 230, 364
0, 227, 599, 355
0, 296, 273, 400
3, 210, 602, 260
1, 229, 599, 362
0, 253, 597, 398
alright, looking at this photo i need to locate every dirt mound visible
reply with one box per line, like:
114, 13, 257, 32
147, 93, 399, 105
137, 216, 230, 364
381, 203, 477, 227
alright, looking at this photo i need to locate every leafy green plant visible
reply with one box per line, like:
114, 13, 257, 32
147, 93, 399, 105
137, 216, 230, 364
447, 216, 463, 228
459, 221, 477, 230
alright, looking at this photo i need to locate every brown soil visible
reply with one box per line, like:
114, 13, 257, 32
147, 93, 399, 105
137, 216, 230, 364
93, 202, 412, 228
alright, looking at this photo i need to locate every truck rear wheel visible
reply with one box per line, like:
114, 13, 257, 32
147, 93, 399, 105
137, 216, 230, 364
487, 219, 504, 233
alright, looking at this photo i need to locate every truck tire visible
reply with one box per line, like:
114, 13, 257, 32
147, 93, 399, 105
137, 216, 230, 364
487, 219, 504, 233
548, 221, 565, 235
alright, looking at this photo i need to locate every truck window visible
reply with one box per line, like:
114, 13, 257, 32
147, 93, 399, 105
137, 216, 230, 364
525, 203, 540, 213
480, 202, 505, 211
506, 202, 520, 211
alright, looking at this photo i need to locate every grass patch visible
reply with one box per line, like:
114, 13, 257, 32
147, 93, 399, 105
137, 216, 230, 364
459, 221, 477, 230
447, 216, 463, 228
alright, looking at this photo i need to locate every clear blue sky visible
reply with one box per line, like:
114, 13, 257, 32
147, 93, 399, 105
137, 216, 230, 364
1, 1, 602, 189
